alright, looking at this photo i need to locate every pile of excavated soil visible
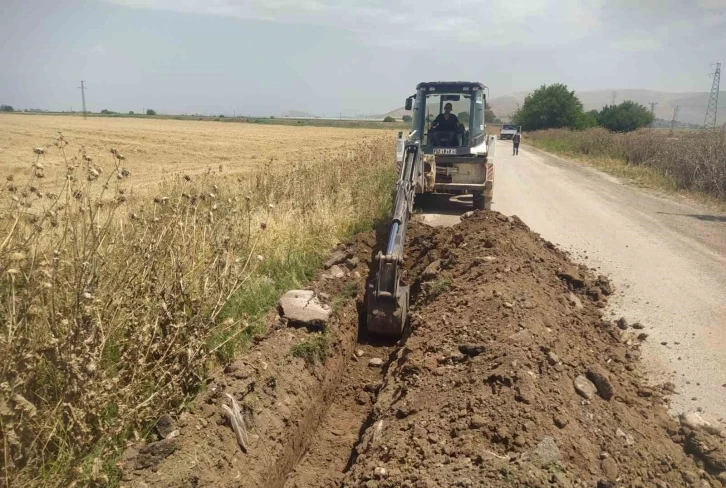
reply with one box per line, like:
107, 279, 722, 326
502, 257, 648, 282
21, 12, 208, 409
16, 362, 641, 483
342, 212, 726, 488
121, 211, 726, 488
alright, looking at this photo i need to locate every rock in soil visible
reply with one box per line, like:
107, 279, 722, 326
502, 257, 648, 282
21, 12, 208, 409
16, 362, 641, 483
328, 264, 346, 279
422, 259, 441, 280
681, 412, 725, 437
568, 292, 584, 309
278, 290, 331, 327
574, 375, 598, 400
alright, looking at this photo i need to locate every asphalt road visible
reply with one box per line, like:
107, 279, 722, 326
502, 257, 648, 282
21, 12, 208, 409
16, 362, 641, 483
416, 140, 726, 422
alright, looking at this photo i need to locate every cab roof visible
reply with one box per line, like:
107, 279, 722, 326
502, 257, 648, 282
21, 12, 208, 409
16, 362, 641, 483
416, 81, 486, 91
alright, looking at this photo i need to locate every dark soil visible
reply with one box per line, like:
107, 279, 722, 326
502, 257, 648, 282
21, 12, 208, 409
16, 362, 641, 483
121, 211, 726, 488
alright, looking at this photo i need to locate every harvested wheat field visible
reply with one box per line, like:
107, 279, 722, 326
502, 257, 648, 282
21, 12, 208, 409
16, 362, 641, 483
0, 114, 394, 191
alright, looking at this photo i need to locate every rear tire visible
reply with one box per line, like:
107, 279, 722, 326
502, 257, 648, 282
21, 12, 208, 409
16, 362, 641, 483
473, 191, 486, 210
473, 191, 492, 211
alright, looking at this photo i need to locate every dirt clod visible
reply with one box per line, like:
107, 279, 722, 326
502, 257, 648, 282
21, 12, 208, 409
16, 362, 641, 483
601, 456, 619, 480
457, 344, 486, 357
324, 250, 347, 269
155, 414, 177, 439
587, 365, 616, 400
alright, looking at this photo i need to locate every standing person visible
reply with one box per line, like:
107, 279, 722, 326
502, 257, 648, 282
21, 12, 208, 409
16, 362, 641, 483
512, 131, 521, 155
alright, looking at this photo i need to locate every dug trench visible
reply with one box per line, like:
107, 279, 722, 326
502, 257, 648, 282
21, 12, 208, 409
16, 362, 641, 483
121, 212, 726, 488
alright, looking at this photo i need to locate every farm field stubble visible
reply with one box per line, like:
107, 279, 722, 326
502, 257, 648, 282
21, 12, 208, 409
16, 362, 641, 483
0, 114, 394, 190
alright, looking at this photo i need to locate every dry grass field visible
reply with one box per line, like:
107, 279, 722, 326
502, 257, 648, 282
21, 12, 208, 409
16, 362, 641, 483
0, 113, 397, 487
526, 127, 726, 201
0, 114, 393, 191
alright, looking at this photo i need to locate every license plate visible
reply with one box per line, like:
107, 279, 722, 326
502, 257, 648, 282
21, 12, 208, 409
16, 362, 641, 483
433, 148, 457, 155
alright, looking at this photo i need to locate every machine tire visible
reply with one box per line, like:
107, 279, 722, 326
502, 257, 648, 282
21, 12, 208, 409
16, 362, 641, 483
473, 191, 486, 210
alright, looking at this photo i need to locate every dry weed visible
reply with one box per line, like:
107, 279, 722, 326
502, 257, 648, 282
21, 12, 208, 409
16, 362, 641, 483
527, 128, 726, 200
0, 133, 395, 486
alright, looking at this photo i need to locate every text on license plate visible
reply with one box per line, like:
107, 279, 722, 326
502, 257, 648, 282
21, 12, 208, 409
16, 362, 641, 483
433, 148, 457, 155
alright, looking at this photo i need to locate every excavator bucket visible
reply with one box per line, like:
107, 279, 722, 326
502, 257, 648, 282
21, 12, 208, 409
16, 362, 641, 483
366, 284, 409, 338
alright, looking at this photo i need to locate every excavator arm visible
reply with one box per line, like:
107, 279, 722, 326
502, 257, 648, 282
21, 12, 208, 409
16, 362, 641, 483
366, 142, 421, 337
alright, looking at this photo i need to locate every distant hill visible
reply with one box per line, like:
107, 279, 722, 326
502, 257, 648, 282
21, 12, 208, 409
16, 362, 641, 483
282, 110, 316, 118
381, 107, 410, 119
383, 90, 726, 126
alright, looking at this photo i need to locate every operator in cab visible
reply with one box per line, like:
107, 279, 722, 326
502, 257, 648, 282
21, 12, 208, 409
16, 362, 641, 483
431, 103, 460, 132
430, 103, 463, 146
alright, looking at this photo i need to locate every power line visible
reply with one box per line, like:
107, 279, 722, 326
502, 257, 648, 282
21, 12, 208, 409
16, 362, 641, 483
78, 80, 87, 119
670, 105, 679, 134
703, 62, 721, 130
649, 102, 657, 128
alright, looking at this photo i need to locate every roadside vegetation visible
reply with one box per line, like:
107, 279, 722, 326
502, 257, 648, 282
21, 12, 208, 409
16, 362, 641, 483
513, 83, 725, 202
512, 83, 653, 132
527, 128, 726, 201
0, 133, 395, 486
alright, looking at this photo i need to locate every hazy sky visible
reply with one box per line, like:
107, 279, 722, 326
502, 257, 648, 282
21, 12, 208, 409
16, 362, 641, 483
2, 0, 725, 116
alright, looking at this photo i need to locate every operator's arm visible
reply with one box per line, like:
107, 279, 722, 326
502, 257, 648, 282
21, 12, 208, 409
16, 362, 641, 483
430, 114, 443, 130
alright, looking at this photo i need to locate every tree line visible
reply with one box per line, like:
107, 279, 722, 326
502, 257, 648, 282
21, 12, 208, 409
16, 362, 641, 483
512, 83, 654, 132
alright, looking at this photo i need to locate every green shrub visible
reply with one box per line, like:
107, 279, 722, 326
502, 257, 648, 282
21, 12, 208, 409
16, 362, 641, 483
513, 84, 585, 131
597, 101, 654, 132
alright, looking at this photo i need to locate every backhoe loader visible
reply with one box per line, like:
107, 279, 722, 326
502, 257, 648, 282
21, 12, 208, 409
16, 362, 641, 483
367, 81, 496, 337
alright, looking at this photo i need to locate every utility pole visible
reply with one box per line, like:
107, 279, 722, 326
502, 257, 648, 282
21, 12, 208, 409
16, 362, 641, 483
233, 109, 236, 117
670, 105, 679, 134
649, 102, 658, 128
78, 80, 87, 119
611, 91, 617, 105
703, 62, 721, 130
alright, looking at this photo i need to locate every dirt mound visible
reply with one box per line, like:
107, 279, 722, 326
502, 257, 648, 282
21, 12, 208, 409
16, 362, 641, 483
342, 212, 725, 487
120, 212, 726, 488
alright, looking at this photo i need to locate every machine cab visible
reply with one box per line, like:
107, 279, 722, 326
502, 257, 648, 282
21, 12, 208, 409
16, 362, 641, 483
404, 81, 487, 156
